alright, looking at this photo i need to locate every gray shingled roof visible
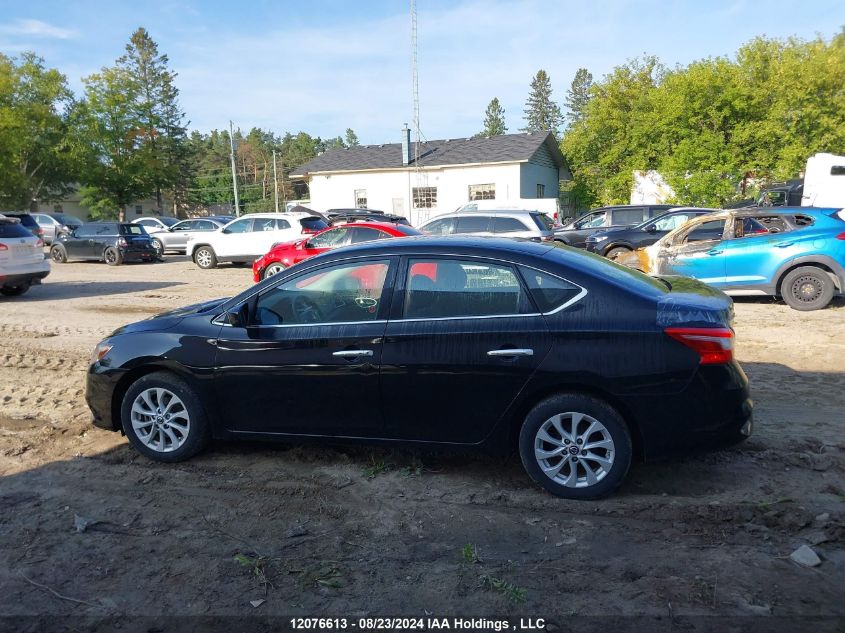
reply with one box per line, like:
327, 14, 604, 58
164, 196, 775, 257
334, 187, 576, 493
290, 132, 565, 177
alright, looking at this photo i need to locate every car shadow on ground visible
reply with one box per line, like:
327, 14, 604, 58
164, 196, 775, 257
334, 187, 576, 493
731, 294, 845, 308
9, 280, 186, 302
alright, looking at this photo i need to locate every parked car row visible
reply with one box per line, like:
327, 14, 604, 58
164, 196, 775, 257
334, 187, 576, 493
0, 214, 49, 296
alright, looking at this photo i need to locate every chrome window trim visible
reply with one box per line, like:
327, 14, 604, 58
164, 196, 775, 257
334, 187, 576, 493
391, 313, 542, 324
216, 317, 387, 329
214, 250, 589, 326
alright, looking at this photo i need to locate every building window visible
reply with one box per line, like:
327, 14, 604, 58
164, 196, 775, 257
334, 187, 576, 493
354, 189, 367, 208
53, 204, 63, 212
135, 205, 143, 215
536, 184, 545, 197
468, 184, 495, 201
413, 187, 437, 209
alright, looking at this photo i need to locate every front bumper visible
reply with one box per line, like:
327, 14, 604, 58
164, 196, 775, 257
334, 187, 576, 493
86, 363, 126, 431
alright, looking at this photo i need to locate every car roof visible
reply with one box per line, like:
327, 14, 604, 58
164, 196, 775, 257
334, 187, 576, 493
425, 209, 541, 221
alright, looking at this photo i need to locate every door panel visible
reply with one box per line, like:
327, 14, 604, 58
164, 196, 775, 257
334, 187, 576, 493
214, 258, 395, 437
380, 257, 550, 444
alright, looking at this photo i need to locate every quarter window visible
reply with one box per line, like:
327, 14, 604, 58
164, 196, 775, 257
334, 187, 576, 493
254, 260, 390, 326
412, 186, 437, 209
404, 259, 527, 319
307, 227, 349, 248
492, 217, 527, 233
348, 227, 389, 244
469, 184, 495, 201
519, 267, 583, 313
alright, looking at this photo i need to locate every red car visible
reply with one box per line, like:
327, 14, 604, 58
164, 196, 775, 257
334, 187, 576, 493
252, 221, 421, 282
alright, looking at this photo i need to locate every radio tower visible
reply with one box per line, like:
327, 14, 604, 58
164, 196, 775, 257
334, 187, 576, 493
410, 0, 426, 223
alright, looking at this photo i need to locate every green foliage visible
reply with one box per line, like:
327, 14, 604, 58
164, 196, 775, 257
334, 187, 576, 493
344, 128, 359, 146
0, 53, 78, 211
522, 69, 562, 136
480, 97, 507, 136
564, 68, 593, 126
461, 543, 479, 564
562, 32, 845, 207
479, 574, 527, 604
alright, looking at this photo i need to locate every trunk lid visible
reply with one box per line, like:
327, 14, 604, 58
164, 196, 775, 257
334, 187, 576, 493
655, 275, 734, 328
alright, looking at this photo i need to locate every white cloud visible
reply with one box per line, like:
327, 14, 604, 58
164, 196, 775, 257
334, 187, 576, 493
0, 18, 78, 40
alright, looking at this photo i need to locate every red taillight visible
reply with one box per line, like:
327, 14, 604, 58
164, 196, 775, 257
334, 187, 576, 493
836, 232, 845, 241
0, 243, 7, 251
35, 239, 44, 247
665, 327, 734, 365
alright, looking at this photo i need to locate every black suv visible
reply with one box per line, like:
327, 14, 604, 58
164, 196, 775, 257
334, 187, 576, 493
585, 208, 715, 258
50, 222, 157, 265
327, 210, 411, 226
554, 205, 675, 248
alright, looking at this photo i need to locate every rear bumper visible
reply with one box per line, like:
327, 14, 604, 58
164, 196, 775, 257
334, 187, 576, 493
120, 248, 157, 262
626, 361, 753, 460
0, 268, 50, 288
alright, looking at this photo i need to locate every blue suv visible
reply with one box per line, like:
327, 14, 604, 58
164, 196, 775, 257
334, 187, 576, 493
621, 207, 845, 311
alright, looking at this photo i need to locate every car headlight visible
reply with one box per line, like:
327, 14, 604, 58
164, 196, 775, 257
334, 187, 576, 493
90, 341, 113, 365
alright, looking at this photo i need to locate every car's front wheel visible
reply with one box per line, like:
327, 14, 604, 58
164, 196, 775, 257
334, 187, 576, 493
194, 246, 217, 269
50, 245, 67, 263
120, 372, 209, 462
519, 393, 632, 499
262, 262, 286, 279
104, 246, 123, 266
150, 238, 164, 258
605, 246, 631, 260
781, 266, 835, 311
1, 284, 30, 296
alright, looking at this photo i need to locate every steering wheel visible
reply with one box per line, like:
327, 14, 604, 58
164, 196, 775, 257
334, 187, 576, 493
293, 295, 323, 323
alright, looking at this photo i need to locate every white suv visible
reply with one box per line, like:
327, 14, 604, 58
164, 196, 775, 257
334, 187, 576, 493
0, 215, 50, 296
187, 213, 315, 269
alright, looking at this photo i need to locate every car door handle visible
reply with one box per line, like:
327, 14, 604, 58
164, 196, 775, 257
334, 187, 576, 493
487, 348, 534, 357
707, 249, 723, 256
332, 349, 374, 358
774, 242, 794, 248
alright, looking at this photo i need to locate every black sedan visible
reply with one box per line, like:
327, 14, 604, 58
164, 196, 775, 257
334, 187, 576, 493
585, 208, 716, 259
86, 238, 753, 499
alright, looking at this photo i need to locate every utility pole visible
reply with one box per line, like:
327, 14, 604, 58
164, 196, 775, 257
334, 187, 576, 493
272, 150, 280, 213
229, 120, 241, 217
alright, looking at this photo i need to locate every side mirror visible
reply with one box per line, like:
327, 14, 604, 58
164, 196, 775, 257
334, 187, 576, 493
222, 228, 231, 234
225, 309, 242, 327
646, 225, 657, 233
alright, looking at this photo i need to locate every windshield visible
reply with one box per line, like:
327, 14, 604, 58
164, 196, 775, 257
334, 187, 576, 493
159, 217, 179, 227
53, 214, 83, 226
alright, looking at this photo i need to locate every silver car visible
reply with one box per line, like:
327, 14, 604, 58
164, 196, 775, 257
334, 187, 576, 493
33, 213, 84, 245
145, 218, 228, 255
419, 210, 555, 242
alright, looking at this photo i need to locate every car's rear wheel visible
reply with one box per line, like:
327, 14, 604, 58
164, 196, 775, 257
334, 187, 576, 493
605, 246, 631, 260
104, 246, 123, 266
50, 245, 67, 263
194, 246, 217, 269
150, 238, 164, 258
781, 266, 834, 311
1, 284, 29, 296
519, 393, 632, 500
120, 372, 209, 462
262, 263, 286, 279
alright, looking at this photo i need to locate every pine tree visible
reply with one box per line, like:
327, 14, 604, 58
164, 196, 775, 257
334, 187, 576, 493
564, 68, 593, 125
345, 128, 360, 146
480, 97, 507, 136
522, 70, 563, 135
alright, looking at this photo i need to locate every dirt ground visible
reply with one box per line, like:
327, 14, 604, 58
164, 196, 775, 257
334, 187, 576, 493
0, 256, 843, 631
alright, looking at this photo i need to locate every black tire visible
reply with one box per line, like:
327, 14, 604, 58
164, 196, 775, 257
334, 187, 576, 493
50, 245, 67, 263
151, 238, 164, 257
604, 246, 632, 260
1, 284, 29, 296
518, 393, 632, 500
120, 371, 210, 463
104, 246, 123, 266
781, 266, 835, 311
194, 246, 217, 269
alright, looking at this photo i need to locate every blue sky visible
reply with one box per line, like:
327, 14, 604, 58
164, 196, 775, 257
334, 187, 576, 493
1, 0, 843, 144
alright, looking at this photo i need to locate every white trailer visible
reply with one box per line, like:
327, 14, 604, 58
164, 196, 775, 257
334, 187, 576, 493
802, 153, 845, 207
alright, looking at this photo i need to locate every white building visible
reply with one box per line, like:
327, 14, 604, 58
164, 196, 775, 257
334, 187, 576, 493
290, 130, 571, 226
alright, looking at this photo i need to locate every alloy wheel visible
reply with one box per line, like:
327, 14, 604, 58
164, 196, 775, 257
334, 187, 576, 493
264, 263, 285, 278
196, 249, 212, 268
130, 388, 191, 453
534, 412, 615, 488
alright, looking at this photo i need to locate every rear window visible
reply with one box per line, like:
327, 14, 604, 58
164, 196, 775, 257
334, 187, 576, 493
394, 225, 422, 236
159, 217, 179, 227
300, 217, 329, 231
120, 224, 146, 235
6, 214, 38, 228
493, 217, 528, 233
0, 222, 33, 238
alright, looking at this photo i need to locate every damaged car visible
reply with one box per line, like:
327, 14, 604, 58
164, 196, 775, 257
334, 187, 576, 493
617, 208, 845, 311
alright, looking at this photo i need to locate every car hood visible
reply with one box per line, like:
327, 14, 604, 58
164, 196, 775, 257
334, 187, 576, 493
110, 297, 229, 335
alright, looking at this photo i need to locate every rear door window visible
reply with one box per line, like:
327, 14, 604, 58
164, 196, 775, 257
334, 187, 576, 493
225, 218, 253, 233
612, 208, 647, 225
404, 258, 528, 319
454, 216, 490, 234
492, 217, 528, 233
518, 267, 584, 313
423, 217, 455, 235
307, 227, 350, 248
348, 227, 390, 244
95, 223, 118, 236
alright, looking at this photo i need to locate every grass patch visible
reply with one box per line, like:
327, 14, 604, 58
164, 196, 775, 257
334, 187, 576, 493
479, 574, 527, 604
461, 543, 480, 565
